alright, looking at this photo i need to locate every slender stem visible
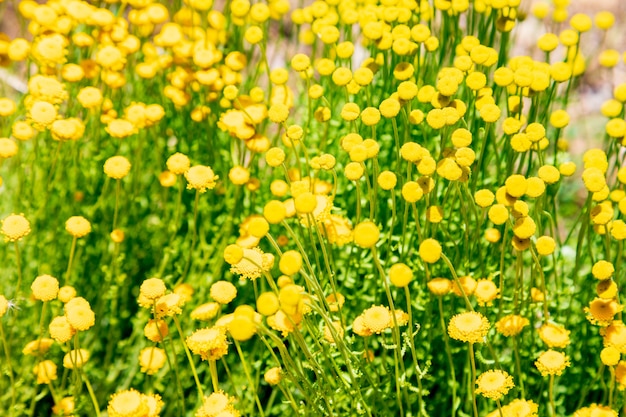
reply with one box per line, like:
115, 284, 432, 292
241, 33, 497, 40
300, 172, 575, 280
233, 340, 266, 417
469, 343, 479, 417
0, 321, 16, 416
112, 179, 121, 231
209, 360, 219, 392
172, 316, 204, 398
65, 236, 78, 286
438, 297, 457, 417
13, 242, 23, 299
182, 189, 201, 282
548, 374, 556, 417
83, 373, 101, 417
513, 336, 525, 398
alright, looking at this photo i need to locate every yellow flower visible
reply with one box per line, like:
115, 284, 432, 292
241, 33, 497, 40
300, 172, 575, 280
12, 121, 34, 141
49, 316, 76, 343
475, 369, 514, 401
29, 101, 57, 129
196, 391, 240, 417
353, 221, 379, 249
139, 278, 167, 302
362, 305, 392, 334
1, 213, 31, 242
65, 304, 95, 331
104, 156, 131, 180
264, 367, 283, 385
22, 338, 54, 356
185, 165, 219, 193
389, 263, 413, 287
0, 138, 17, 158
77, 86, 103, 109
31, 274, 59, 301
144, 319, 168, 342
210, 281, 237, 304
585, 298, 622, 326
154, 293, 184, 318
535, 350, 570, 376
538, 323, 570, 348
427, 278, 452, 296
63, 348, 90, 369
474, 279, 499, 306
486, 399, 538, 417
166, 152, 190, 175
65, 216, 91, 238
106, 119, 136, 138
186, 326, 229, 361
419, 238, 442, 263
230, 247, 271, 280
33, 360, 57, 384
496, 314, 529, 337
107, 389, 149, 417
592, 260, 614, 280
52, 397, 75, 416
448, 311, 490, 343
139, 347, 166, 375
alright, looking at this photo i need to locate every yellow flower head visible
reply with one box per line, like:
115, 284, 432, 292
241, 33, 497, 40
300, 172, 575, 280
63, 348, 90, 369
362, 305, 392, 334
496, 314, 529, 337
186, 326, 229, 361
535, 350, 570, 376
107, 389, 149, 417
31, 274, 59, 302
65, 216, 91, 238
139, 347, 166, 375
33, 360, 57, 384
475, 369, 514, 401
1, 214, 31, 242
196, 391, 240, 417
104, 156, 132, 180
210, 281, 237, 304
448, 311, 490, 343
185, 165, 218, 193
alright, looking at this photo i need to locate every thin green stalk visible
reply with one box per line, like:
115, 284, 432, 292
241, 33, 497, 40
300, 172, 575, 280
0, 321, 16, 416
65, 236, 78, 286
13, 242, 23, 298
112, 179, 121, 231
172, 316, 204, 399
548, 374, 556, 417
371, 247, 408, 416
469, 343, 479, 417
438, 296, 457, 417
181, 189, 201, 282
233, 340, 266, 417
209, 360, 219, 392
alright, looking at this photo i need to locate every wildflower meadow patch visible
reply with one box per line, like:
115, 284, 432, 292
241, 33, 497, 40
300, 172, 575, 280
1, 0, 626, 416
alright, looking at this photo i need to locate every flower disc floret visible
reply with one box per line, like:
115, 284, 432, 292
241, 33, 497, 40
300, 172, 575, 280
535, 350, 570, 376
1, 214, 31, 242
31, 274, 59, 301
65, 216, 91, 238
210, 281, 237, 304
186, 326, 229, 361
448, 311, 490, 343
104, 156, 132, 179
419, 238, 442, 263
185, 165, 218, 193
475, 370, 514, 401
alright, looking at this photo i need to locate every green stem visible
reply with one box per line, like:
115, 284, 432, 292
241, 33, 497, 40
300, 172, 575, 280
233, 340, 266, 417
469, 343, 479, 417
13, 242, 23, 298
173, 316, 204, 399
65, 236, 78, 286
0, 321, 16, 416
